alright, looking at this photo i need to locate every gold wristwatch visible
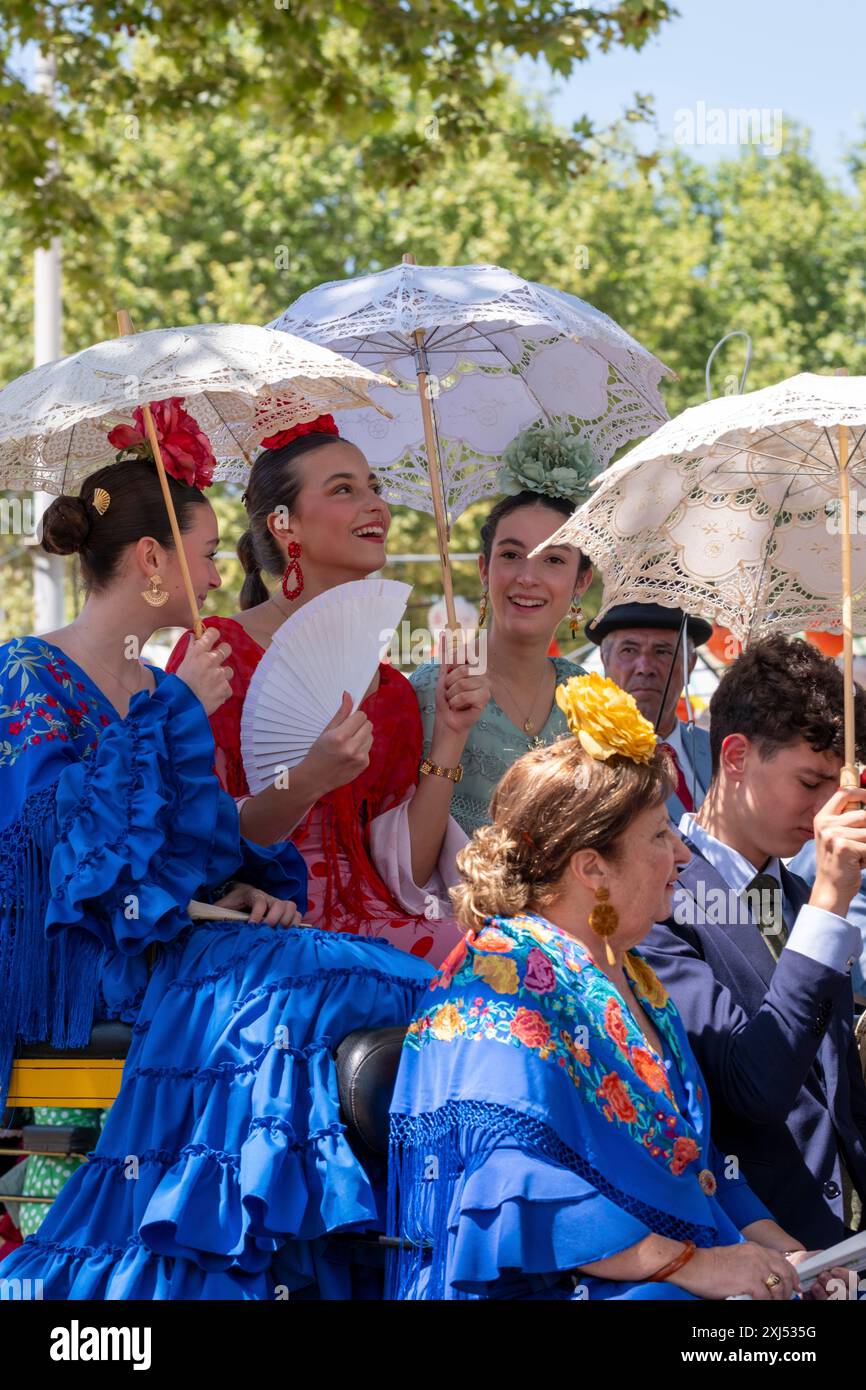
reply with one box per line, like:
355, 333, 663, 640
419, 757, 464, 783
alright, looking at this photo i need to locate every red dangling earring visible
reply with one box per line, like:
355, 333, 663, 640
281, 541, 304, 601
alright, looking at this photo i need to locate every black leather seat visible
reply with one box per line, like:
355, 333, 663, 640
333, 1025, 423, 1254
16, 1020, 134, 1060
335, 1026, 407, 1159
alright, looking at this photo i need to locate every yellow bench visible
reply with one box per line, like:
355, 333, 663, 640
7, 1059, 123, 1109
6, 1022, 132, 1110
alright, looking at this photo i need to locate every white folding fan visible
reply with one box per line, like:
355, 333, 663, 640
241, 577, 411, 794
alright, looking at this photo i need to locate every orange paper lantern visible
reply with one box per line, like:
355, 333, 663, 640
706, 624, 741, 665
804, 630, 844, 658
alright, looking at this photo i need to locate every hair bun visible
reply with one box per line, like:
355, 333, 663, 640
40, 495, 92, 556
451, 824, 531, 931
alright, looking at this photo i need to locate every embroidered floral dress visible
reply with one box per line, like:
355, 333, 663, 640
168, 618, 465, 965
0, 637, 433, 1299
388, 912, 773, 1300
411, 657, 585, 835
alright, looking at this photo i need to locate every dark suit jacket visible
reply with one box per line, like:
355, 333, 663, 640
641, 840, 866, 1249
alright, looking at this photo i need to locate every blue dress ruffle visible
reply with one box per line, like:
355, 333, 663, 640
0, 640, 434, 1298
4, 925, 432, 1299
417, 1110, 762, 1301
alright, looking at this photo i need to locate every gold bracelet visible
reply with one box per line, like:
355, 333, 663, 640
419, 757, 463, 784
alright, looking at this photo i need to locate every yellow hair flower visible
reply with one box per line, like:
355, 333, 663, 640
555, 673, 657, 765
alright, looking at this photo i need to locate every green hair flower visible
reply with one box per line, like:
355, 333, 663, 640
497, 422, 599, 504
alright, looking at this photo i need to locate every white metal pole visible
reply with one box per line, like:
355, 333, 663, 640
31, 48, 65, 634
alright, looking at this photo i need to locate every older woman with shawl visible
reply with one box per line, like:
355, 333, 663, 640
387, 676, 831, 1300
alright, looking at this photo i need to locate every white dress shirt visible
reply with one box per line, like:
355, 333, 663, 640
679, 812, 860, 976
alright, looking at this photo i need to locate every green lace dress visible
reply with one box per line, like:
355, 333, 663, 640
410, 657, 586, 836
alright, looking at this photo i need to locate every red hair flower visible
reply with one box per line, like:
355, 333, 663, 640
260, 414, 339, 451
108, 397, 216, 489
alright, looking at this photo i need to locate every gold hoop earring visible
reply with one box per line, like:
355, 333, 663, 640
568, 599, 584, 638
478, 588, 489, 627
141, 574, 169, 608
588, 885, 618, 965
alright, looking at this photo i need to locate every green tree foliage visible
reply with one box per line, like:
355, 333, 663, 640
0, 1, 675, 246
3, 86, 866, 642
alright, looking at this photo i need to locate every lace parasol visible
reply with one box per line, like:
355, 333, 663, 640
268, 261, 671, 520
540, 371, 866, 780
0, 321, 391, 494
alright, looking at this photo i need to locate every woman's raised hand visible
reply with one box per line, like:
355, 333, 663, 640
174, 627, 234, 716
677, 1242, 800, 1301
300, 691, 373, 794
433, 632, 490, 741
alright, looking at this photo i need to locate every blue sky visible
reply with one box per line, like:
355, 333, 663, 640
522, 0, 866, 179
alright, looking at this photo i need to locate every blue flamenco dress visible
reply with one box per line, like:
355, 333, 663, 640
0, 636, 433, 1298
387, 913, 775, 1300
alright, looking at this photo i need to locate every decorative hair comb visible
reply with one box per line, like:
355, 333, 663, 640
91, 487, 111, 515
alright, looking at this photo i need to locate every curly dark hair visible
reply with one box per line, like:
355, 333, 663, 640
708, 633, 866, 774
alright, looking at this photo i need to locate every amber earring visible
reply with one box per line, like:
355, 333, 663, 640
478, 588, 489, 627
588, 885, 618, 965
568, 599, 584, 638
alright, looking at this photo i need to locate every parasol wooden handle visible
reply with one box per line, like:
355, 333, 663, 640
116, 309, 204, 639
835, 367, 858, 791
402, 252, 458, 635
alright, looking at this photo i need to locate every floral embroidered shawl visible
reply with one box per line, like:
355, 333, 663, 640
387, 912, 739, 1299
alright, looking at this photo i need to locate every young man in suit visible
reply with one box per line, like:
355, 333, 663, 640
589, 602, 713, 822
642, 634, 866, 1250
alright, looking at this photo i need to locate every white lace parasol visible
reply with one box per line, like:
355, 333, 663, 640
0, 322, 391, 494
541, 371, 866, 644
267, 262, 672, 521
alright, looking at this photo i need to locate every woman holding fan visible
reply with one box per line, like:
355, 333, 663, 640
168, 415, 489, 965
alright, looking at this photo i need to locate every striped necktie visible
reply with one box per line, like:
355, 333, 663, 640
744, 871, 787, 961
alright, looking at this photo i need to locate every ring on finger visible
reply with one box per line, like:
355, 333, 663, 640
765, 1272, 782, 1289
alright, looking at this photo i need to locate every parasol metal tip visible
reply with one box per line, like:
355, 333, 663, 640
116, 308, 135, 337
402, 252, 417, 265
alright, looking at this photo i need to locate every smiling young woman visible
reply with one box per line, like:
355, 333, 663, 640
167, 416, 488, 964
412, 487, 594, 835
